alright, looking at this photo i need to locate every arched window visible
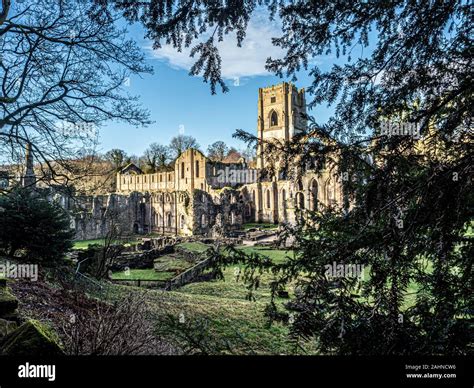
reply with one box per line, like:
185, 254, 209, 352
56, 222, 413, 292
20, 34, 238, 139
281, 189, 286, 208
195, 161, 199, 177
326, 180, 335, 204
167, 213, 172, 227
181, 162, 185, 179
310, 180, 318, 211
266, 189, 271, 208
296, 192, 305, 209
270, 111, 278, 126
180, 214, 185, 229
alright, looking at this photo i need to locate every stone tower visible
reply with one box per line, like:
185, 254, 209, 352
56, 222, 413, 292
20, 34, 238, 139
256, 82, 306, 169
22, 142, 36, 188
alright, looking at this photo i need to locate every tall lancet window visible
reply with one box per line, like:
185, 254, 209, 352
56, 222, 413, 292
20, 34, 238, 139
270, 111, 278, 127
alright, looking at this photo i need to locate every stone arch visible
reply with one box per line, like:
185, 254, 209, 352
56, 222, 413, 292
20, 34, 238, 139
325, 178, 336, 205
296, 192, 305, 209
309, 179, 318, 211
270, 110, 278, 127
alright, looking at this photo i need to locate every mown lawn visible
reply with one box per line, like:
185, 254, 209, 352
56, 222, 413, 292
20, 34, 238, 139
154, 255, 194, 272
110, 268, 175, 281
98, 246, 310, 354
104, 274, 309, 354
72, 238, 138, 250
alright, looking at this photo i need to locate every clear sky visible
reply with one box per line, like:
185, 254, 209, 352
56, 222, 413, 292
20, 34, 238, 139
98, 11, 345, 157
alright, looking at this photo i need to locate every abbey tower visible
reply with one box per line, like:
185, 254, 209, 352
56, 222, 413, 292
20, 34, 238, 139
256, 82, 306, 169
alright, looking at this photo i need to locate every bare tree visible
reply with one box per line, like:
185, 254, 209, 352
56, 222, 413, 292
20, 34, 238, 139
207, 141, 228, 161
169, 135, 199, 159
104, 148, 128, 171
0, 0, 152, 190
142, 142, 171, 172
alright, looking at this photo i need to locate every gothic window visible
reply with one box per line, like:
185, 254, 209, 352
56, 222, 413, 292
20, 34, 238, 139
266, 189, 271, 208
270, 111, 278, 127
180, 214, 185, 229
181, 162, 185, 179
296, 192, 305, 209
195, 161, 199, 177
310, 180, 318, 211
167, 213, 172, 227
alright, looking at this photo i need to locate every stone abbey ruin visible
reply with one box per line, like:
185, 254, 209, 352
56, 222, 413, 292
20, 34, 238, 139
3, 82, 344, 241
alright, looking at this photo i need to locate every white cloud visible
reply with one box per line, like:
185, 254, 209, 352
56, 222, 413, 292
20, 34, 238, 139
149, 12, 285, 79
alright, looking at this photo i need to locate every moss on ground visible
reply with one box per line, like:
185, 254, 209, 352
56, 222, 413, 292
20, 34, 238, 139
0, 319, 64, 356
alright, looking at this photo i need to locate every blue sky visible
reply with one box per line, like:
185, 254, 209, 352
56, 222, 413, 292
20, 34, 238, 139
99, 12, 341, 157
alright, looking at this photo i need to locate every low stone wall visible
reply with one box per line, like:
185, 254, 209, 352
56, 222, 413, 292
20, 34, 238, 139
110, 245, 174, 271
164, 258, 212, 291
110, 279, 166, 289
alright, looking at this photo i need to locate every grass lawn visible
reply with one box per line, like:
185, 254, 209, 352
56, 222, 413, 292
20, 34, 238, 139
235, 246, 293, 264
72, 239, 107, 249
103, 264, 309, 354
72, 238, 139, 250
110, 268, 175, 281
154, 255, 194, 273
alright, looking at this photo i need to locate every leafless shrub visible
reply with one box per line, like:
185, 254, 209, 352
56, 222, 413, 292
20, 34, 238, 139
61, 292, 169, 355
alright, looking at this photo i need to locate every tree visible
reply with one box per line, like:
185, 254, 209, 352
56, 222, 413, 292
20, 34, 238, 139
105, 149, 128, 171
169, 135, 199, 159
142, 143, 171, 172
0, 188, 74, 262
207, 141, 228, 161
159, 1, 473, 355
0, 0, 151, 189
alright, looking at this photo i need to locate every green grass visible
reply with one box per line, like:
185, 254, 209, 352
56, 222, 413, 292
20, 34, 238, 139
72, 239, 107, 249
102, 265, 308, 354
242, 223, 278, 230
235, 246, 293, 264
154, 255, 194, 272
110, 268, 175, 281
72, 238, 139, 250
